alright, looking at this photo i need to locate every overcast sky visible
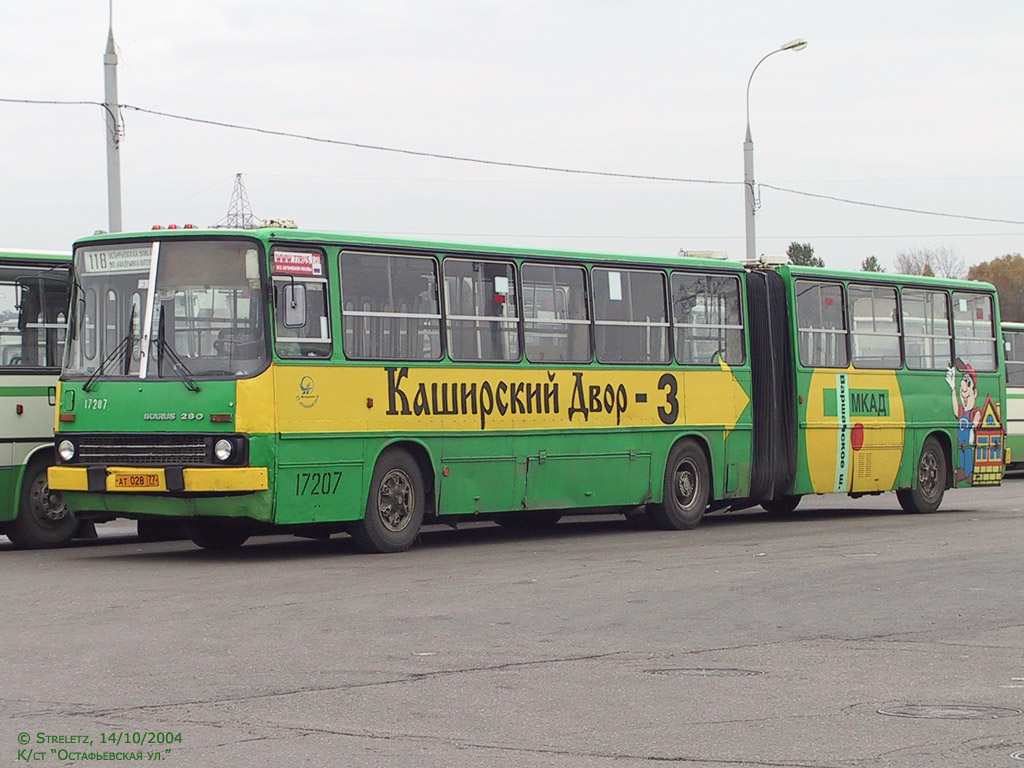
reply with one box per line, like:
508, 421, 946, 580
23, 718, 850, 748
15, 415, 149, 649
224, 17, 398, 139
2, 1, 1022, 272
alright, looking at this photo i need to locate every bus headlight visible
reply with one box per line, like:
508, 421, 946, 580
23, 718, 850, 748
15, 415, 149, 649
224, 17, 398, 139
58, 440, 76, 462
214, 439, 234, 462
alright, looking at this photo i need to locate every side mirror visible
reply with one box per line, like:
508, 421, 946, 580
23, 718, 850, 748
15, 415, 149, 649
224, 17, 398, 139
283, 283, 306, 328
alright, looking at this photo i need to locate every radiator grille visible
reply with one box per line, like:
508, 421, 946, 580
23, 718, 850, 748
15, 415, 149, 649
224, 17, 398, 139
76, 435, 209, 466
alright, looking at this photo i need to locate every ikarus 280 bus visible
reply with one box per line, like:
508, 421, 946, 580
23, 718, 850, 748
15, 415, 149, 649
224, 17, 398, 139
48, 227, 1006, 552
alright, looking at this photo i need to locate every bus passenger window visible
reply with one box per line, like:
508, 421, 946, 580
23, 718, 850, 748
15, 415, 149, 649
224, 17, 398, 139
1004, 329, 1024, 385
340, 251, 441, 361
849, 284, 901, 369
592, 268, 668, 364
902, 289, 951, 370
443, 258, 519, 362
795, 280, 849, 368
522, 263, 590, 363
671, 273, 744, 366
0, 276, 67, 370
952, 292, 996, 371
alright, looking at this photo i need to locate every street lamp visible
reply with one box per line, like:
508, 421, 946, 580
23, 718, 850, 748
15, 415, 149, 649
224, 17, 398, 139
744, 38, 807, 263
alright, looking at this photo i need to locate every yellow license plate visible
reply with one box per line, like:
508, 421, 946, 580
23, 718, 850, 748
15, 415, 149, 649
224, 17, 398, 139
112, 472, 163, 490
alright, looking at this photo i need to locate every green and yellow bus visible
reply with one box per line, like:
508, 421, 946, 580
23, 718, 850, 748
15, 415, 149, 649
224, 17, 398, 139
48, 227, 1005, 552
0, 249, 80, 548
1000, 320, 1024, 465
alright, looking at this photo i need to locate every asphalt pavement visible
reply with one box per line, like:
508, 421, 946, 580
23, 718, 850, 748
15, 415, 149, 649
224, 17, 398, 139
3, 482, 1023, 767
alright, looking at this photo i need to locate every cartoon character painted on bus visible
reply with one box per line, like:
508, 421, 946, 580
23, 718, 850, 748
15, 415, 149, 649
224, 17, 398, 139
946, 356, 1004, 486
947, 357, 981, 484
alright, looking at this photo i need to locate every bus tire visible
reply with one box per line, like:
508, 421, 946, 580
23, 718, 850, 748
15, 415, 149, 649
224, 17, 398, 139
187, 518, 251, 550
896, 436, 946, 514
352, 449, 424, 553
762, 495, 802, 515
647, 440, 709, 530
6, 459, 76, 549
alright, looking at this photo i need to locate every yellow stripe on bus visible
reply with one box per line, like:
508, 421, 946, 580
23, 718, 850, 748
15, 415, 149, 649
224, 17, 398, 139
263, 363, 751, 434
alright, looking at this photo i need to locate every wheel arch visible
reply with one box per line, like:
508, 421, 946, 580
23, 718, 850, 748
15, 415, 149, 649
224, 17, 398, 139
12, 445, 55, 512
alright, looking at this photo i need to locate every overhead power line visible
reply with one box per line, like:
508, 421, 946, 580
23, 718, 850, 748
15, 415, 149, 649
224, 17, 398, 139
3, 96, 1024, 226
120, 104, 737, 186
760, 184, 1024, 226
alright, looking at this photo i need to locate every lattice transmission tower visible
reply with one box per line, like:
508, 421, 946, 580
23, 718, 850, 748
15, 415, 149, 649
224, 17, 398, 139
212, 173, 260, 228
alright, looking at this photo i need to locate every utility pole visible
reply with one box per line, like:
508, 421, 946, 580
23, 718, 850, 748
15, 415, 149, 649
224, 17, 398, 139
103, 3, 123, 232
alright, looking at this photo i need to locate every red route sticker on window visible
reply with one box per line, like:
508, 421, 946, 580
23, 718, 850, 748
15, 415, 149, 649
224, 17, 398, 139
273, 250, 323, 276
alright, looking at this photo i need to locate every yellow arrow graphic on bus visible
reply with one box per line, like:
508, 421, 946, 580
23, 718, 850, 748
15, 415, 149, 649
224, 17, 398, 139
267, 364, 752, 435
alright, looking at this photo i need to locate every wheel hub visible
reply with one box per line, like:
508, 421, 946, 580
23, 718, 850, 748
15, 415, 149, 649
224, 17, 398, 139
675, 461, 698, 509
30, 476, 68, 525
377, 469, 414, 532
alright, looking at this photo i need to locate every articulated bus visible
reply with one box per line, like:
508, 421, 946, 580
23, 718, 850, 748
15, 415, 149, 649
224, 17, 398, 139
47, 227, 1006, 552
0, 249, 80, 548
1001, 320, 1024, 465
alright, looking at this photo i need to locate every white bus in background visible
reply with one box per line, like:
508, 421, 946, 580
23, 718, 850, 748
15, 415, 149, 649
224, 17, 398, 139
0, 249, 86, 547
1002, 320, 1024, 467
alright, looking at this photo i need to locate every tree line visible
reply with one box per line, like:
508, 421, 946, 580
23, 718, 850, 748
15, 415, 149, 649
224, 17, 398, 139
783, 242, 1024, 321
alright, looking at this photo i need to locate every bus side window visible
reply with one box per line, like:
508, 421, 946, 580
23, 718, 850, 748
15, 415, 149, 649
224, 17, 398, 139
671, 272, 745, 366
795, 280, 849, 368
592, 268, 669, 364
902, 288, 951, 371
0, 281, 23, 366
849, 284, 901, 369
443, 259, 520, 363
1005, 330, 1024, 385
340, 251, 442, 362
522, 263, 591, 364
952, 291, 997, 372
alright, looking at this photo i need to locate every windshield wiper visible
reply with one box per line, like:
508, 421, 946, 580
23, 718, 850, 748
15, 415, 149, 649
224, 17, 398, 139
82, 304, 136, 392
154, 305, 200, 392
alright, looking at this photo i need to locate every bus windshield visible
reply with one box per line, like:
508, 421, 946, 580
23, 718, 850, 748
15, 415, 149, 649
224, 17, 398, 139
65, 239, 266, 379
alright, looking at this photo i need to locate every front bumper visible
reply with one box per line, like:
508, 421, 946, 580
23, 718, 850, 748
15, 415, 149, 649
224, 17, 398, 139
49, 465, 268, 494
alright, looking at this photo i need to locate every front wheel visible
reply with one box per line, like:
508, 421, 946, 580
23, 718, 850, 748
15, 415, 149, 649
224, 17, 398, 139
647, 440, 710, 530
896, 436, 946, 514
351, 449, 425, 553
6, 461, 76, 549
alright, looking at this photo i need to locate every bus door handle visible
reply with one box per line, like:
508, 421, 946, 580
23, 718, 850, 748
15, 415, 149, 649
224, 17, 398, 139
48, 386, 57, 406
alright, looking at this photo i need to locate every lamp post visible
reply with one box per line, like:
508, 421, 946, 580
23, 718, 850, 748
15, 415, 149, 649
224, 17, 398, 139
744, 38, 807, 263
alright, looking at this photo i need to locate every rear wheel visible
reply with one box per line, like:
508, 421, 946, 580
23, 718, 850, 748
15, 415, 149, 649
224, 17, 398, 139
761, 495, 802, 515
351, 449, 424, 553
647, 440, 709, 530
896, 436, 946, 514
187, 518, 252, 550
6, 460, 76, 549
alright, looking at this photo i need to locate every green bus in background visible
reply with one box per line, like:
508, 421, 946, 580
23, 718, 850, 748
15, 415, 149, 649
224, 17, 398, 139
1000, 320, 1024, 465
0, 249, 81, 548
47, 227, 1006, 552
